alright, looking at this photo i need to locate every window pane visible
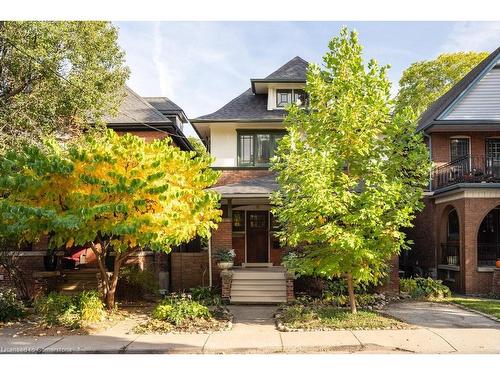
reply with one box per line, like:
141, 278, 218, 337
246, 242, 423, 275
239, 134, 254, 165
256, 134, 271, 165
276, 89, 292, 107
450, 138, 469, 161
293, 89, 307, 105
232, 210, 245, 231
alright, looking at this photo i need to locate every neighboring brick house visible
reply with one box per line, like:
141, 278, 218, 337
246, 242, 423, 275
0, 85, 196, 295
405, 47, 500, 295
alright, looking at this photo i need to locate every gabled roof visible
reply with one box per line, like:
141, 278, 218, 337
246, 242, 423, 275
417, 47, 500, 132
192, 56, 308, 123
104, 86, 172, 125
103, 86, 196, 152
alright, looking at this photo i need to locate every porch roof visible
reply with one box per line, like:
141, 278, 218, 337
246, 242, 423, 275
211, 174, 278, 198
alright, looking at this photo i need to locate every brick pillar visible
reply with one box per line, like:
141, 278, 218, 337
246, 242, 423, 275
221, 270, 233, 303
210, 219, 232, 287
492, 268, 500, 297
375, 255, 400, 295
286, 272, 295, 302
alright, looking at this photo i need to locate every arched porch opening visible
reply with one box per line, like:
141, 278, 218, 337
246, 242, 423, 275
477, 206, 500, 267
439, 206, 460, 267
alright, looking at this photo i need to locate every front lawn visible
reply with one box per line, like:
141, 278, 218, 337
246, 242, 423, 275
276, 299, 410, 331
446, 296, 500, 319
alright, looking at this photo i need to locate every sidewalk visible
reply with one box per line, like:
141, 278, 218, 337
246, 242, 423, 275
1, 305, 499, 354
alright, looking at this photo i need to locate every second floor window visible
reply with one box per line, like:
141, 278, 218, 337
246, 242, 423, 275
450, 138, 469, 162
276, 89, 307, 108
237, 131, 286, 167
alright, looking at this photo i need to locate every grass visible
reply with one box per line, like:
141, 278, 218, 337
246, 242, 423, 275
277, 303, 409, 331
445, 296, 500, 319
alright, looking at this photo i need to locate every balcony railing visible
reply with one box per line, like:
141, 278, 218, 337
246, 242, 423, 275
477, 243, 500, 267
432, 155, 500, 190
440, 242, 460, 266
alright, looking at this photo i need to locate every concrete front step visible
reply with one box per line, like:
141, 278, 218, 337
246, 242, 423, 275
232, 272, 285, 280
232, 284, 286, 291
231, 290, 286, 297
230, 295, 287, 303
231, 279, 285, 285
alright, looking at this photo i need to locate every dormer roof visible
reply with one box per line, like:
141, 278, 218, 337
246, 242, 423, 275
251, 56, 308, 94
418, 47, 500, 133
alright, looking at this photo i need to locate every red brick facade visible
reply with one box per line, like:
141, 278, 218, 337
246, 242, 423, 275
406, 131, 500, 295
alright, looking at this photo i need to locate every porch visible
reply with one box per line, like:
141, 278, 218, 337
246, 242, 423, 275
433, 194, 500, 294
210, 174, 293, 303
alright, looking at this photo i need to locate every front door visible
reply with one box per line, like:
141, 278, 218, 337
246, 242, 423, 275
246, 211, 269, 263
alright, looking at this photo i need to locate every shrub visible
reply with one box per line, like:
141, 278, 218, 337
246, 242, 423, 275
117, 266, 159, 301
34, 290, 107, 328
400, 277, 451, 299
75, 291, 106, 322
152, 297, 210, 325
189, 286, 221, 306
34, 292, 80, 328
0, 288, 26, 322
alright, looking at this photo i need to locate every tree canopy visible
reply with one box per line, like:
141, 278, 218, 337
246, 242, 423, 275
0, 21, 129, 151
395, 51, 489, 117
0, 131, 222, 307
270, 28, 431, 313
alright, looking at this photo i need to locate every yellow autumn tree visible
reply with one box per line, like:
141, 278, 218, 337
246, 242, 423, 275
0, 130, 221, 308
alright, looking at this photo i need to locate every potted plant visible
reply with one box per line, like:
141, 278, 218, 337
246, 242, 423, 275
215, 249, 235, 270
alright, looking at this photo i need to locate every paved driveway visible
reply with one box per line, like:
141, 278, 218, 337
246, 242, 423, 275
382, 301, 500, 329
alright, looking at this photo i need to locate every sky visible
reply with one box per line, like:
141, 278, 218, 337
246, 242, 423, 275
114, 21, 500, 137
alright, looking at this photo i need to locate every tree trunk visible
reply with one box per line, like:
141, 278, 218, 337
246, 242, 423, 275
346, 272, 357, 314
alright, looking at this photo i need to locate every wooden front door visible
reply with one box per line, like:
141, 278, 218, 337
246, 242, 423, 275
246, 211, 269, 263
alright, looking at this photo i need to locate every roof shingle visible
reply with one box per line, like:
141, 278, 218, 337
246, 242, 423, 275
104, 86, 171, 124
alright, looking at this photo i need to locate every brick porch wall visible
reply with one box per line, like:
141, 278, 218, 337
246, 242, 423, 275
210, 219, 232, 287
170, 252, 209, 291
409, 195, 499, 295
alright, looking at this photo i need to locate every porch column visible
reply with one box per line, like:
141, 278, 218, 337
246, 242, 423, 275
210, 218, 232, 287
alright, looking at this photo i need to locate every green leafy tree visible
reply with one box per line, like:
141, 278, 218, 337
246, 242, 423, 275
0, 131, 222, 308
0, 21, 129, 151
271, 28, 431, 313
395, 51, 488, 117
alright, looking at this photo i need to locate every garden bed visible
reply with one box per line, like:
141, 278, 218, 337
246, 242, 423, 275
133, 306, 232, 334
275, 298, 411, 332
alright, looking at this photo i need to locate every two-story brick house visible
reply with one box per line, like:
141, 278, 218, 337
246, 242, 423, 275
405, 47, 500, 295
190, 57, 309, 302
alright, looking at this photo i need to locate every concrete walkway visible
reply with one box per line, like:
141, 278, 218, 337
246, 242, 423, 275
1, 303, 499, 354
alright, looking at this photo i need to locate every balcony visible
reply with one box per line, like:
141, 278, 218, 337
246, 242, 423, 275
432, 155, 500, 190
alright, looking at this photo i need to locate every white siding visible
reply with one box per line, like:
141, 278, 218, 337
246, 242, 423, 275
444, 66, 500, 120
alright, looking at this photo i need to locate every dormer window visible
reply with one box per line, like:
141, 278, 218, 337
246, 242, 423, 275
276, 89, 307, 108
